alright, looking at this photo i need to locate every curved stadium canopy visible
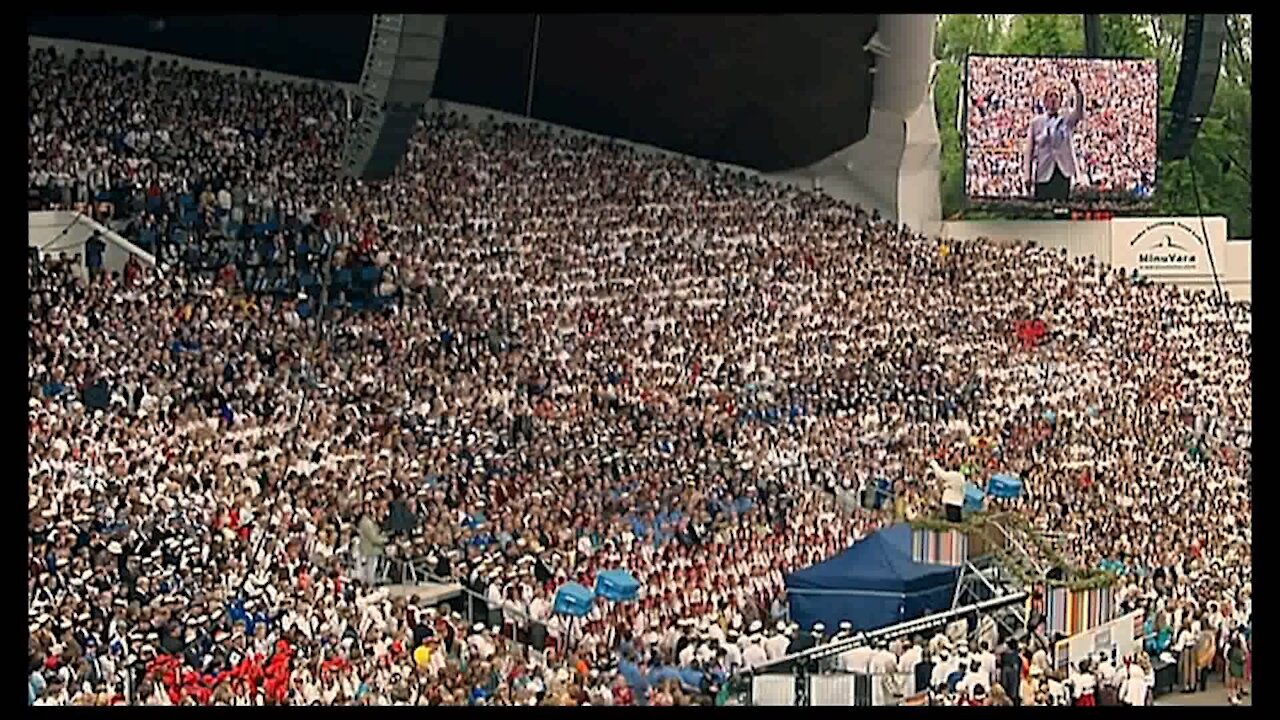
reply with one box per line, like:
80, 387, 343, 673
30, 14, 881, 173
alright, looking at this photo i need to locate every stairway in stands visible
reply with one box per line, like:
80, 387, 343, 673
953, 513, 1068, 646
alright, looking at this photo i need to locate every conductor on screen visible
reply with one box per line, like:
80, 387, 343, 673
1024, 74, 1085, 203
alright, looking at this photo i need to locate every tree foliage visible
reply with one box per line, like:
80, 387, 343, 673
1002, 14, 1084, 56
1098, 14, 1153, 58
932, 14, 1251, 236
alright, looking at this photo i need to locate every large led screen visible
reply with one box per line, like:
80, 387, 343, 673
965, 55, 1159, 208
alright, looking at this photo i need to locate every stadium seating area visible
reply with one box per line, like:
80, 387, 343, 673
28, 46, 1250, 706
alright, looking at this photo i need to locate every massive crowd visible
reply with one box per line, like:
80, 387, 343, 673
965, 56, 1159, 201
29, 45, 1249, 706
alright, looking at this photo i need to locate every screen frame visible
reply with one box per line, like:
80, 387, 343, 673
961, 52, 1162, 212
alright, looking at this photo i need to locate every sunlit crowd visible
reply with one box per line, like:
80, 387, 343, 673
29, 45, 1248, 706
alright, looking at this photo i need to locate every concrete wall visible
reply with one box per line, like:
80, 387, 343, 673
769, 108, 904, 216
769, 14, 942, 228
1203, 240, 1251, 302
938, 219, 1114, 263
938, 218, 1251, 303
29, 211, 154, 279
897, 85, 944, 233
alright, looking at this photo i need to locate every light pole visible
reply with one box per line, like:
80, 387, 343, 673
526, 14, 542, 117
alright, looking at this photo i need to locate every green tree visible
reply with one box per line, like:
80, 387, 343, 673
1098, 14, 1153, 58
934, 14, 1003, 64
933, 61, 966, 217
933, 15, 1005, 217
1154, 13, 1251, 236
1002, 14, 1084, 56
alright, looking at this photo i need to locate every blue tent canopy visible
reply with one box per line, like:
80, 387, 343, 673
554, 582, 595, 617
785, 523, 959, 632
989, 473, 1023, 499
595, 569, 641, 602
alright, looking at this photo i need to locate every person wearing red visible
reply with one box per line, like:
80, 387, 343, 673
966, 685, 991, 706
611, 676, 635, 706
1072, 660, 1097, 706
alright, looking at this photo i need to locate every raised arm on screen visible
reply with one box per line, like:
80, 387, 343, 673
1067, 73, 1085, 128
1024, 124, 1036, 194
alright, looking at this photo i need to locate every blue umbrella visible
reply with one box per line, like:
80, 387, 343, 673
594, 569, 640, 602
963, 483, 985, 513
988, 473, 1023, 499
554, 582, 594, 618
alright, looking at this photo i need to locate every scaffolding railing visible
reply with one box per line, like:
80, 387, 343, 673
371, 553, 534, 653
737, 591, 1029, 682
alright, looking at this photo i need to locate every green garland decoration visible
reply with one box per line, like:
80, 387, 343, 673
908, 512, 1117, 591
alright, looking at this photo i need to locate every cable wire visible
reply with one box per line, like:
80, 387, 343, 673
1185, 148, 1246, 350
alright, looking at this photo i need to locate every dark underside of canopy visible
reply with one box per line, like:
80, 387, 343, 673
30, 13, 878, 173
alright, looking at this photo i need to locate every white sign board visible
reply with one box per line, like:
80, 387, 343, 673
1111, 217, 1228, 278
752, 675, 796, 706
809, 675, 857, 706
1053, 609, 1144, 670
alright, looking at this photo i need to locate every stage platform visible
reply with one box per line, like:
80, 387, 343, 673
381, 582, 464, 605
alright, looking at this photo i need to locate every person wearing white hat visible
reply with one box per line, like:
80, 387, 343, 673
931, 648, 953, 691
834, 620, 853, 641
468, 622, 495, 660
872, 639, 900, 698
722, 630, 744, 670
841, 637, 874, 674
765, 622, 790, 661
928, 632, 950, 656
975, 641, 997, 690
1095, 652, 1118, 705
898, 637, 925, 695
1121, 660, 1147, 706
677, 634, 698, 667
706, 620, 726, 646
742, 631, 769, 670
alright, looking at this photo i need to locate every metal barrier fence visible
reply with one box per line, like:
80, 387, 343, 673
744, 671, 914, 706
371, 554, 534, 655
813, 670, 918, 706
751, 674, 798, 706
739, 591, 1029, 679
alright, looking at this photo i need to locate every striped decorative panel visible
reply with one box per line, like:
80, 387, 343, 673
1045, 585, 1115, 636
910, 529, 968, 566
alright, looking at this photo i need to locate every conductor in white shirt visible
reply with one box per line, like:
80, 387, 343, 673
1024, 74, 1085, 202
929, 459, 966, 522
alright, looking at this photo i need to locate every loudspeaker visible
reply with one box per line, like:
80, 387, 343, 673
1163, 14, 1227, 161
1083, 14, 1102, 57
343, 14, 448, 181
